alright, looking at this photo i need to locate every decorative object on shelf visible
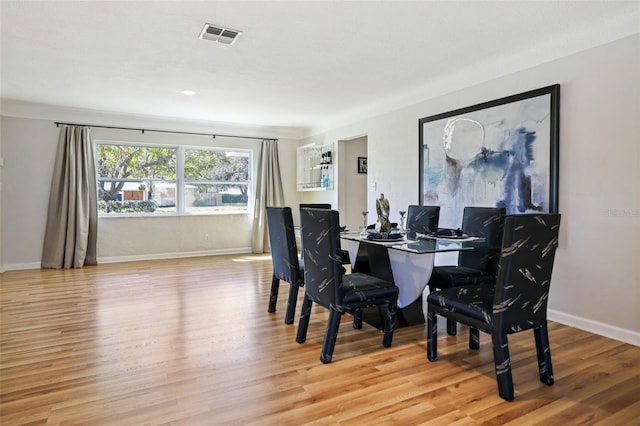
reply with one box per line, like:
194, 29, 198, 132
419, 84, 560, 227
321, 173, 329, 188
320, 150, 332, 170
376, 193, 390, 234
357, 156, 367, 174
360, 211, 369, 236
398, 210, 406, 234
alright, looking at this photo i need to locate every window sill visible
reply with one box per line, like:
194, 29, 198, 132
98, 210, 251, 219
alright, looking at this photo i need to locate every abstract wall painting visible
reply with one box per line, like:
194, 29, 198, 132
419, 85, 559, 228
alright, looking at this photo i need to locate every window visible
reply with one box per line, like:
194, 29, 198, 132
96, 142, 251, 215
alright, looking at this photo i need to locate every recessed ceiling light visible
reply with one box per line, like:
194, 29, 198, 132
181, 90, 196, 96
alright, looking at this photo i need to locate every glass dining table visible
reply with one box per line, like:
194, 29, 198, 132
340, 231, 493, 327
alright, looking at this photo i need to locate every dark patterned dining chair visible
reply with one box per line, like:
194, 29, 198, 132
426, 213, 561, 401
406, 205, 440, 235
266, 207, 304, 324
299, 203, 350, 265
296, 208, 399, 363
428, 206, 506, 335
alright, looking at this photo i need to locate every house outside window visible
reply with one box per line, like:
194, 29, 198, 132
96, 142, 251, 215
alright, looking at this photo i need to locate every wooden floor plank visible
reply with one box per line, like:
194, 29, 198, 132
1, 255, 639, 425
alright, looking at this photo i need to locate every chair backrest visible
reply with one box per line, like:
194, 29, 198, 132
300, 208, 345, 309
299, 203, 331, 210
266, 207, 302, 285
298, 204, 332, 259
407, 205, 440, 234
492, 214, 561, 334
459, 206, 506, 274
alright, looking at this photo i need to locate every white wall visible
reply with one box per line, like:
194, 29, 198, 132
300, 35, 640, 344
1, 117, 56, 270
0, 116, 299, 269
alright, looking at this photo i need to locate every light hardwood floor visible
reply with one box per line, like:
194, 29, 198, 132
1, 255, 639, 425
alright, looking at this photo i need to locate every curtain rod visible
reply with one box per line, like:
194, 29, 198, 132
54, 122, 277, 142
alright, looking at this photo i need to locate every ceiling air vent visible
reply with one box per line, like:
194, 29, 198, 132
199, 23, 242, 45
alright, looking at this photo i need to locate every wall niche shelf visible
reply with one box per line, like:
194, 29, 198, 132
297, 142, 334, 191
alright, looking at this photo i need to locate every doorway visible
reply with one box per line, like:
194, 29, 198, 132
338, 135, 368, 228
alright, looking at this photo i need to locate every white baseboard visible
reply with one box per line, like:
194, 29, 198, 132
548, 308, 639, 347
3, 261, 41, 271
97, 248, 253, 264
2, 248, 253, 271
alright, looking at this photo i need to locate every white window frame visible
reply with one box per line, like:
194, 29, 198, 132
95, 141, 252, 217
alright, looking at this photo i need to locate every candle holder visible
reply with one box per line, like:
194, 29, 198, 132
399, 210, 406, 234
360, 211, 369, 236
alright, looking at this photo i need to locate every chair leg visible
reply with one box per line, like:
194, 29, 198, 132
426, 309, 438, 361
469, 327, 480, 350
446, 318, 457, 335
353, 308, 363, 329
492, 332, 514, 401
534, 323, 555, 386
284, 283, 299, 325
268, 275, 279, 313
296, 296, 313, 344
320, 309, 343, 364
381, 300, 397, 348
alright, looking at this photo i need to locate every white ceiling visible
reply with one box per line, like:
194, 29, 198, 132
1, 1, 638, 136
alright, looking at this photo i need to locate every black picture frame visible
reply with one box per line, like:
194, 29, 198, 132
418, 84, 559, 227
357, 157, 367, 174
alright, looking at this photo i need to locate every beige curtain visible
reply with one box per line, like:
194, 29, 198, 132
42, 126, 98, 268
252, 139, 284, 253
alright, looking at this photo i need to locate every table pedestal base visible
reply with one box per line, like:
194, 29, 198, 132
346, 239, 432, 328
